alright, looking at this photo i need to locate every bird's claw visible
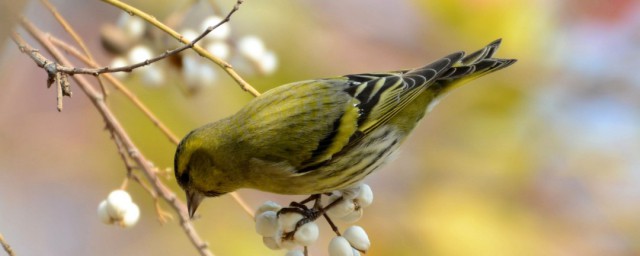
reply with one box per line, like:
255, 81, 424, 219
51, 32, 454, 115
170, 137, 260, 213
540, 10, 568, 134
278, 194, 325, 239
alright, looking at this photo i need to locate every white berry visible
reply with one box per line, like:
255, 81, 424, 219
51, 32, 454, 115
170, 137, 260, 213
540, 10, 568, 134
278, 212, 304, 233
255, 201, 282, 220
343, 226, 370, 252
141, 65, 164, 86
340, 185, 362, 200
180, 29, 199, 43
255, 211, 280, 237
285, 249, 305, 256
293, 222, 319, 246
97, 200, 113, 224
117, 14, 145, 41
109, 57, 129, 80
355, 184, 373, 208
200, 16, 231, 40
121, 202, 140, 228
257, 50, 278, 75
326, 196, 355, 219
127, 45, 153, 64
262, 236, 281, 250
329, 236, 354, 256
106, 190, 132, 219
237, 35, 265, 60
205, 41, 230, 60
340, 208, 363, 223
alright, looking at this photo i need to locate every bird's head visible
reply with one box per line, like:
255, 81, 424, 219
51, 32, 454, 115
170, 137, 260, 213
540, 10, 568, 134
174, 125, 238, 218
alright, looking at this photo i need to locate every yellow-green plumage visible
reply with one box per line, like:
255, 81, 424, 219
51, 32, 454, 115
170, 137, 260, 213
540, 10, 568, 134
174, 39, 516, 216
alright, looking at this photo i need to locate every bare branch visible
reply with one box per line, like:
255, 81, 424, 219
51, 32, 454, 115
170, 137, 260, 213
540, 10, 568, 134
101, 0, 261, 97
24, 3, 257, 216
48, 27, 180, 144
27, 0, 248, 84
55, 71, 64, 111
11, 1, 265, 254
39, 0, 110, 99
13, 22, 214, 256
0, 233, 15, 256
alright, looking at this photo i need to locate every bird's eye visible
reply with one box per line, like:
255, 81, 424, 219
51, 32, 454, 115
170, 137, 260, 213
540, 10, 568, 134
177, 167, 190, 186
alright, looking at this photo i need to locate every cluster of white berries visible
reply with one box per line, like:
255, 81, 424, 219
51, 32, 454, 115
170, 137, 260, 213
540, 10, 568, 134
97, 190, 140, 228
104, 12, 278, 90
106, 14, 166, 86
233, 35, 279, 75
178, 16, 278, 90
329, 226, 370, 256
325, 183, 373, 223
254, 184, 373, 256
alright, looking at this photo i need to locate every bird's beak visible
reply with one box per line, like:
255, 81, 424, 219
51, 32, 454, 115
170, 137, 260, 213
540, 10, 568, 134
186, 189, 205, 219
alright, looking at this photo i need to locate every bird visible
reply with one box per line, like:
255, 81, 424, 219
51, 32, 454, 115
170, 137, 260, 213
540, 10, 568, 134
174, 39, 516, 218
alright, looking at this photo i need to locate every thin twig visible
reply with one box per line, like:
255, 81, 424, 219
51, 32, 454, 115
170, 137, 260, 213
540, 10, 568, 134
13, 1, 262, 254
129, 172, 174, 224
39, 0, 92, 65
32, 0, 245, 80
0, 233, 15, 256
110, 128, 137, 173
55, 72, 63, 111
39, 0, 110, 99
323, 213, 341, 236
48, 33, 180, 144
13, 24, 214, 256
49, 36, 94, 67
45, 20, 254, 220
101, 0, 261, 97
230, 191, 255, 219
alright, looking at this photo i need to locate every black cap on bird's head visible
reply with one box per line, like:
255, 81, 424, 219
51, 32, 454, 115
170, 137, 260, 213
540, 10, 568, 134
174, 129, 229, 218
175, 132, 201, 218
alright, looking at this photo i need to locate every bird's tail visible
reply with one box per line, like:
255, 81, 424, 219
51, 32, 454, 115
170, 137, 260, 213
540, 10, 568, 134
411, 39, 517, 95
448, 38, 516, 80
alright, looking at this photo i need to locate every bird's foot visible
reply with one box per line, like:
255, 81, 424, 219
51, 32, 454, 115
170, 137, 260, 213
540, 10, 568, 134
278, 193, 343, 239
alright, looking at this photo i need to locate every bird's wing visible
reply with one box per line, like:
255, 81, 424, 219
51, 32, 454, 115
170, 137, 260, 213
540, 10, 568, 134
242, 39, 515, 174
237, 78, 361, 170
342, 51, 463, 140
237, 53, 460, 173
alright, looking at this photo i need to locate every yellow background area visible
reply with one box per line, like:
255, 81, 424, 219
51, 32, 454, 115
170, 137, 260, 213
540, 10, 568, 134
1, 0, 639, 255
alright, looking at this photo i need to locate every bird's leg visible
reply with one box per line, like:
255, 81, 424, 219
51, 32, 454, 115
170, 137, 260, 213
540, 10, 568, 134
278, 194, 324, 239
277, 194, 319, 217
279, 194, 346, 239
277, 203, 308, 216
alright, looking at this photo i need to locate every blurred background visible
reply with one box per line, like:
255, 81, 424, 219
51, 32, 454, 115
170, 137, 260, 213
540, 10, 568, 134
1, 0, 640, 255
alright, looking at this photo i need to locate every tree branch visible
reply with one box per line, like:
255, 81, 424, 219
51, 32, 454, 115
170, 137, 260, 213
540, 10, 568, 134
0, 233, 15, 256
12, 23, 214, 256
11, 1, 266, 254
101, 0, 261, 97
41, 9, 255, 218
40, 0, 110, 99
48, 34, 180, 144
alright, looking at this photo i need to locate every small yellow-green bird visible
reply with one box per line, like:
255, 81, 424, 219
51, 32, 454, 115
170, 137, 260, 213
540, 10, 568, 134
175, 39, 516, 217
